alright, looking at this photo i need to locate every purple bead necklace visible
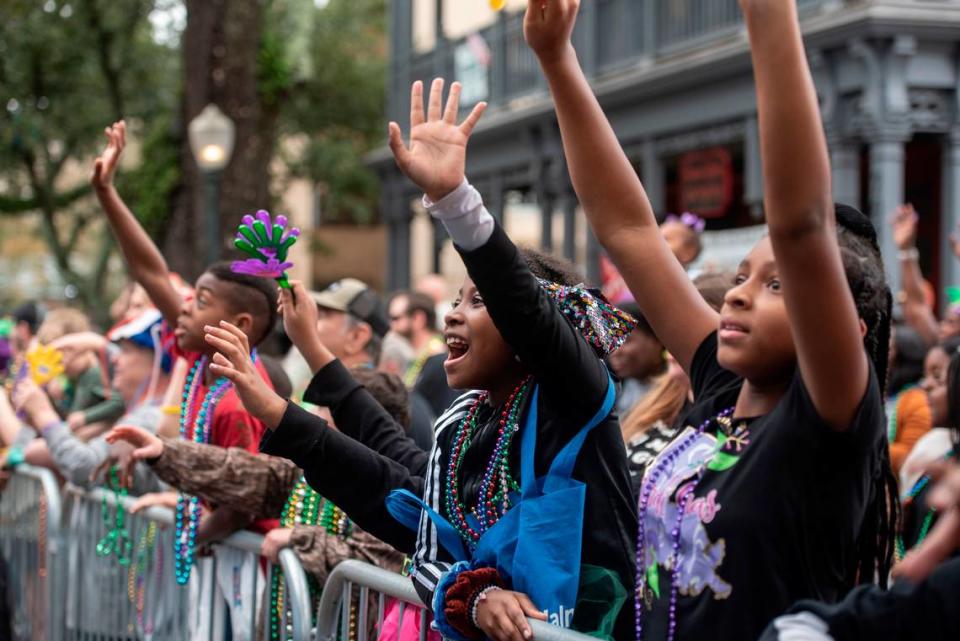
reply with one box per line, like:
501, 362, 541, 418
634, 407, 734, 641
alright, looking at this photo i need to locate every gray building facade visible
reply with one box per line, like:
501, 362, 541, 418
370, 0, 960, 304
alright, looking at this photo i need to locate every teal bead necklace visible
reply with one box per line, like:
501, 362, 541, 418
174, 354, 246, 585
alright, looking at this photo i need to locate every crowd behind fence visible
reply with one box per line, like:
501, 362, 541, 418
0, 466, 595, 641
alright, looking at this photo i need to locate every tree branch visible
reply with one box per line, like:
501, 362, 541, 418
82, 0, 125, 119
0, 183, 92, 215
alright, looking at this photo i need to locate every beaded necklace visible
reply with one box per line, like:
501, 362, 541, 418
96, 466, 133, 566
886, 385, 916, 443
173, 355, 238, 585
270, 477, 332, 641
444, 377, 532, 545
635, 407, 735, 641
895, 447, 957, 561
127, 523, 159, 633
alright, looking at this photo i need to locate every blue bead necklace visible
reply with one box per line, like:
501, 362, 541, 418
173, 354, 243, 585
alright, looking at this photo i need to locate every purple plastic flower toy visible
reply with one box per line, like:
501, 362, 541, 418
231, 210, 300, 288
665, 212, 706, 234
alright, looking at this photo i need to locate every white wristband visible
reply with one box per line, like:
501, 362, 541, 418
422, 179, 495, 251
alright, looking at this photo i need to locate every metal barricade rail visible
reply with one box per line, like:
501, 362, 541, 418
62, 483, 313, 641
0, 464, 63, 641
315, 560, 598, 641
0, 467, 313, 641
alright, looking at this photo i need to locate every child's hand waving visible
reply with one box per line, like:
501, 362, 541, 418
891, 204, 919, 251
278, 281, 337, 373
388, 78, 486, 202
204, 321, 287, 429
278, 281, 319, 353
92, 120, 126, 192
523, 0, 579, 65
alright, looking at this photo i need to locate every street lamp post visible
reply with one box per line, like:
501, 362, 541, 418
188, 104, 236, 265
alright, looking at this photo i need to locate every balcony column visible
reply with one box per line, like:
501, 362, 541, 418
868, 128, 910, 293
642, 139, 665, 215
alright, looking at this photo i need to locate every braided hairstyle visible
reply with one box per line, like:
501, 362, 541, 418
834, 203, 900, 589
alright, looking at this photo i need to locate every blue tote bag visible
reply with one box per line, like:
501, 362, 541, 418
387, 374, 616, 628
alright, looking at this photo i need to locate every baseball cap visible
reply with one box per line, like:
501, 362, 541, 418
107, 308, 172, 372
311, 279, 389, 337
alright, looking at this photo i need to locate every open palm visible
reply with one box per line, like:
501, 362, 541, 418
389, 78, 486, 202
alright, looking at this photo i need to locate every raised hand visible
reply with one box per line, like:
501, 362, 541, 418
92, 120, 127, 191
278, 281, 320, 352
949, 223, 960, 261
523, 0, 579, 64
891, 204, 919, 251
278, 281, 336, 374
204, 321, 287, 429
388, 79, 486, 202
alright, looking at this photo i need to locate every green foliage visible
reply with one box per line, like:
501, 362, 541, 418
273, 0, 387, 225
0, 0, 179, 317
0, 0, 178, 181
115, 115, 181, 239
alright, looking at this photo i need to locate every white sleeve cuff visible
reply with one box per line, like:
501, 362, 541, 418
422, 179, 495, 251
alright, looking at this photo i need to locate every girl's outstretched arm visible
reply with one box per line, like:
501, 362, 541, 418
743, 0, 868, 430
525, 0, 717, 373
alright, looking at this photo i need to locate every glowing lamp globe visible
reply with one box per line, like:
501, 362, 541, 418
188, 104, 235, 172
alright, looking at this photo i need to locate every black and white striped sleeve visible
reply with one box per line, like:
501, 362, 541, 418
409, 392, 478, 607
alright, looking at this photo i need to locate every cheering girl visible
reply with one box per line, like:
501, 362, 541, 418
205, 78, 638, 641
524, 1, 897, 640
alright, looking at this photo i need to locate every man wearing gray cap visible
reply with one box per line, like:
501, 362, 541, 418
281, 279, 435, 450
283, 278, 388, 387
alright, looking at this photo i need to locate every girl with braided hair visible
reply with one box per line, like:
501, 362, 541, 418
524, 0, 897, 639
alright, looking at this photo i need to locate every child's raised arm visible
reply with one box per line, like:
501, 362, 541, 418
92, 121, 182, 325
525, 0, 717, 374
743, 0, 868, 430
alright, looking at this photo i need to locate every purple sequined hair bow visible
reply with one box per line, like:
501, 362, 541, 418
537, 278, 637, 356
665, 212, 706, 234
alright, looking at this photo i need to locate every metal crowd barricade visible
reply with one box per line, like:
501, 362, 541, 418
0, 466, 313, 641
314, 560, 597, 641
60, 483, 313, 641
0, 464, 63, 641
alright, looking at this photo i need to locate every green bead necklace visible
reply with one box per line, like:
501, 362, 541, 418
895, 448, 957, 561
270, 477, 340, 641
96, 466, 133, 566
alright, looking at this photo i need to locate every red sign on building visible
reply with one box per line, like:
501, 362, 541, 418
678, 147, 734, 218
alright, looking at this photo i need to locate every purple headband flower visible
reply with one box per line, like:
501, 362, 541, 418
665, 212, 706, 234
231, 209, 300, 288
537, 278, 637, 357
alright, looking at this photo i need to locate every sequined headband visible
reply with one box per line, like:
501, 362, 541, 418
537, 278, 638, 356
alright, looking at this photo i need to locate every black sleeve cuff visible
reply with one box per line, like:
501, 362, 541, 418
260, 402, 331, 468
303, 359, 362, 407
